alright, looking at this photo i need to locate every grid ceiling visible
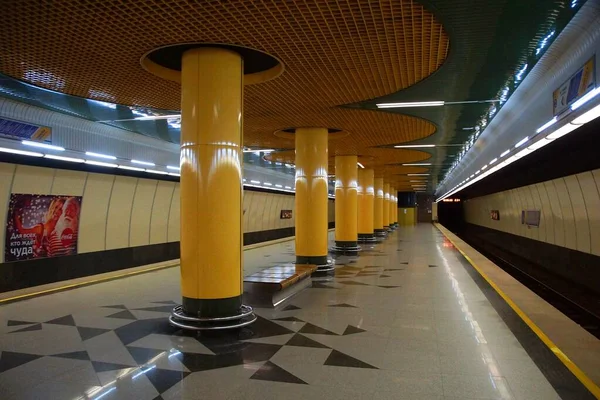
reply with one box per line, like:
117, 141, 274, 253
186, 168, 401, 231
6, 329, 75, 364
0, 0, 449, 173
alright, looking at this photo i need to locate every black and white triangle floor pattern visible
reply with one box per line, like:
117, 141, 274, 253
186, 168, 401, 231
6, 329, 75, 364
1, 300, 378, 396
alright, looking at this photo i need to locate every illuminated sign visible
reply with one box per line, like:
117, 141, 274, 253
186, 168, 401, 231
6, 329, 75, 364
442, 198, 461, 203
553, 56, 596, 116
280, 210, 292, 219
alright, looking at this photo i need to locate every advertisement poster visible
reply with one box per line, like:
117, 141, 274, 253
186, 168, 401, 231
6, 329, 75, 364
0, 117, 52, 143
4, 194, 82, 262
553, 56, 596, 116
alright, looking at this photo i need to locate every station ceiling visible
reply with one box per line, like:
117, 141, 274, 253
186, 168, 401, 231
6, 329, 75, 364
0, 0, 581, 192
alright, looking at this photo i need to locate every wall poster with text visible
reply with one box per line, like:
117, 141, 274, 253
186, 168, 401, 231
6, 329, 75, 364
4, 194, 82, 262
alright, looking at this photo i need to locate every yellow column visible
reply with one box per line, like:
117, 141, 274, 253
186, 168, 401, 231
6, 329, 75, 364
295, 127, 330, 268
358, 169, 375, 242
180, 48, 243, 317
383, 182, 390, 231
393, 191, 398, 226
334, 156, 359, 252
374, 177, 385, 237
389, 186, 396, 228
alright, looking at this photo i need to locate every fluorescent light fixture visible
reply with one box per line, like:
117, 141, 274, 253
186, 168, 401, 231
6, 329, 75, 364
85, 160, 117, 168
514, 137, 529, 148
394, 144, 436, 148
250, 180, 261, 184
571, 87, 600, 110
167, 165, 180, 170
243, 148, 275, 153
376, 101, 444, 109
407, 173, 429, 176
462, 127, 475, 130
275, 184, 283, 188
85, 151, 116, 160
145, 169, 168, 175
131, 159, 155, 166
22, 140, 64, 151
285, 186, 292, 189
546, 122, 579, 140
285, 164, 293, 168
536, 117, 557, 133
475, 170, 481, 175
357, 162, 365, 169
118, 165, 145, 171
264, 182, 272, 186
402, 163, 431, 166
573, 104, 600, 124
528, 139, 551, 151
500, 150, 510, 157
0, 147, 43, 157
133, 114, 180, 121
489, 158, 498, 164
44, 155, 84, 163
168, 172, 180, 177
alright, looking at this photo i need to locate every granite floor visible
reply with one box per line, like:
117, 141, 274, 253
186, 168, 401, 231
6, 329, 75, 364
0, 225, 591, 399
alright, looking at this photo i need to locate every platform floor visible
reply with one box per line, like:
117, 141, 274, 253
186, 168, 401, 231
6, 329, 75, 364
0, 225, 596, 399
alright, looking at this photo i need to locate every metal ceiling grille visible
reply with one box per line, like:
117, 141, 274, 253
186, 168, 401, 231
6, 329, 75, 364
0, 0, 448, 164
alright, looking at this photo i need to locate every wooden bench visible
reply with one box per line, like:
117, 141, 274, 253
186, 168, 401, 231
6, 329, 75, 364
243, 264, 317, 307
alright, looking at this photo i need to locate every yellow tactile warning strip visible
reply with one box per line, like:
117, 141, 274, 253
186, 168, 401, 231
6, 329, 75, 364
434, 223, 600, 399
0, 0, 448, 166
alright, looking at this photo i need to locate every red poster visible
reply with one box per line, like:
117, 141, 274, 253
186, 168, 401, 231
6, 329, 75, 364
4, 194, 82, 262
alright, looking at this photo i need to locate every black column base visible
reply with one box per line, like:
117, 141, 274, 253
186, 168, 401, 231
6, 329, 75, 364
330, 240, 361, 255
296, 255, 335, 276
374, 229, 387, 238
169, 297, 256, 331
358, 233, 377, 244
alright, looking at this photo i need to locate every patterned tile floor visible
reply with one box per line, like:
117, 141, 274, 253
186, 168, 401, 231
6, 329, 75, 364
0, 225, 571, 399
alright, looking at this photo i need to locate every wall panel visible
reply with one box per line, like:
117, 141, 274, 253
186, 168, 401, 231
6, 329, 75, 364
51, 169, 86, 196
578, 172, 600, 256
565, 175, 590, 253
12, 165, 54, 194
78, 173, 114, 254
0, 163, 16, 258
545, 181, 565, 247
129, 179, 158, 247
105, 176, 137, 250
150, 181, 175, 244
464, 167, 600, 258
554, 178, 577, 250
167, 186, 180, 242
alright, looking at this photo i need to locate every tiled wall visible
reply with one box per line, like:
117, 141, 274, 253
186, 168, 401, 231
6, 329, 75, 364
463, 168, 600, 257
0, 161, 335, 262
